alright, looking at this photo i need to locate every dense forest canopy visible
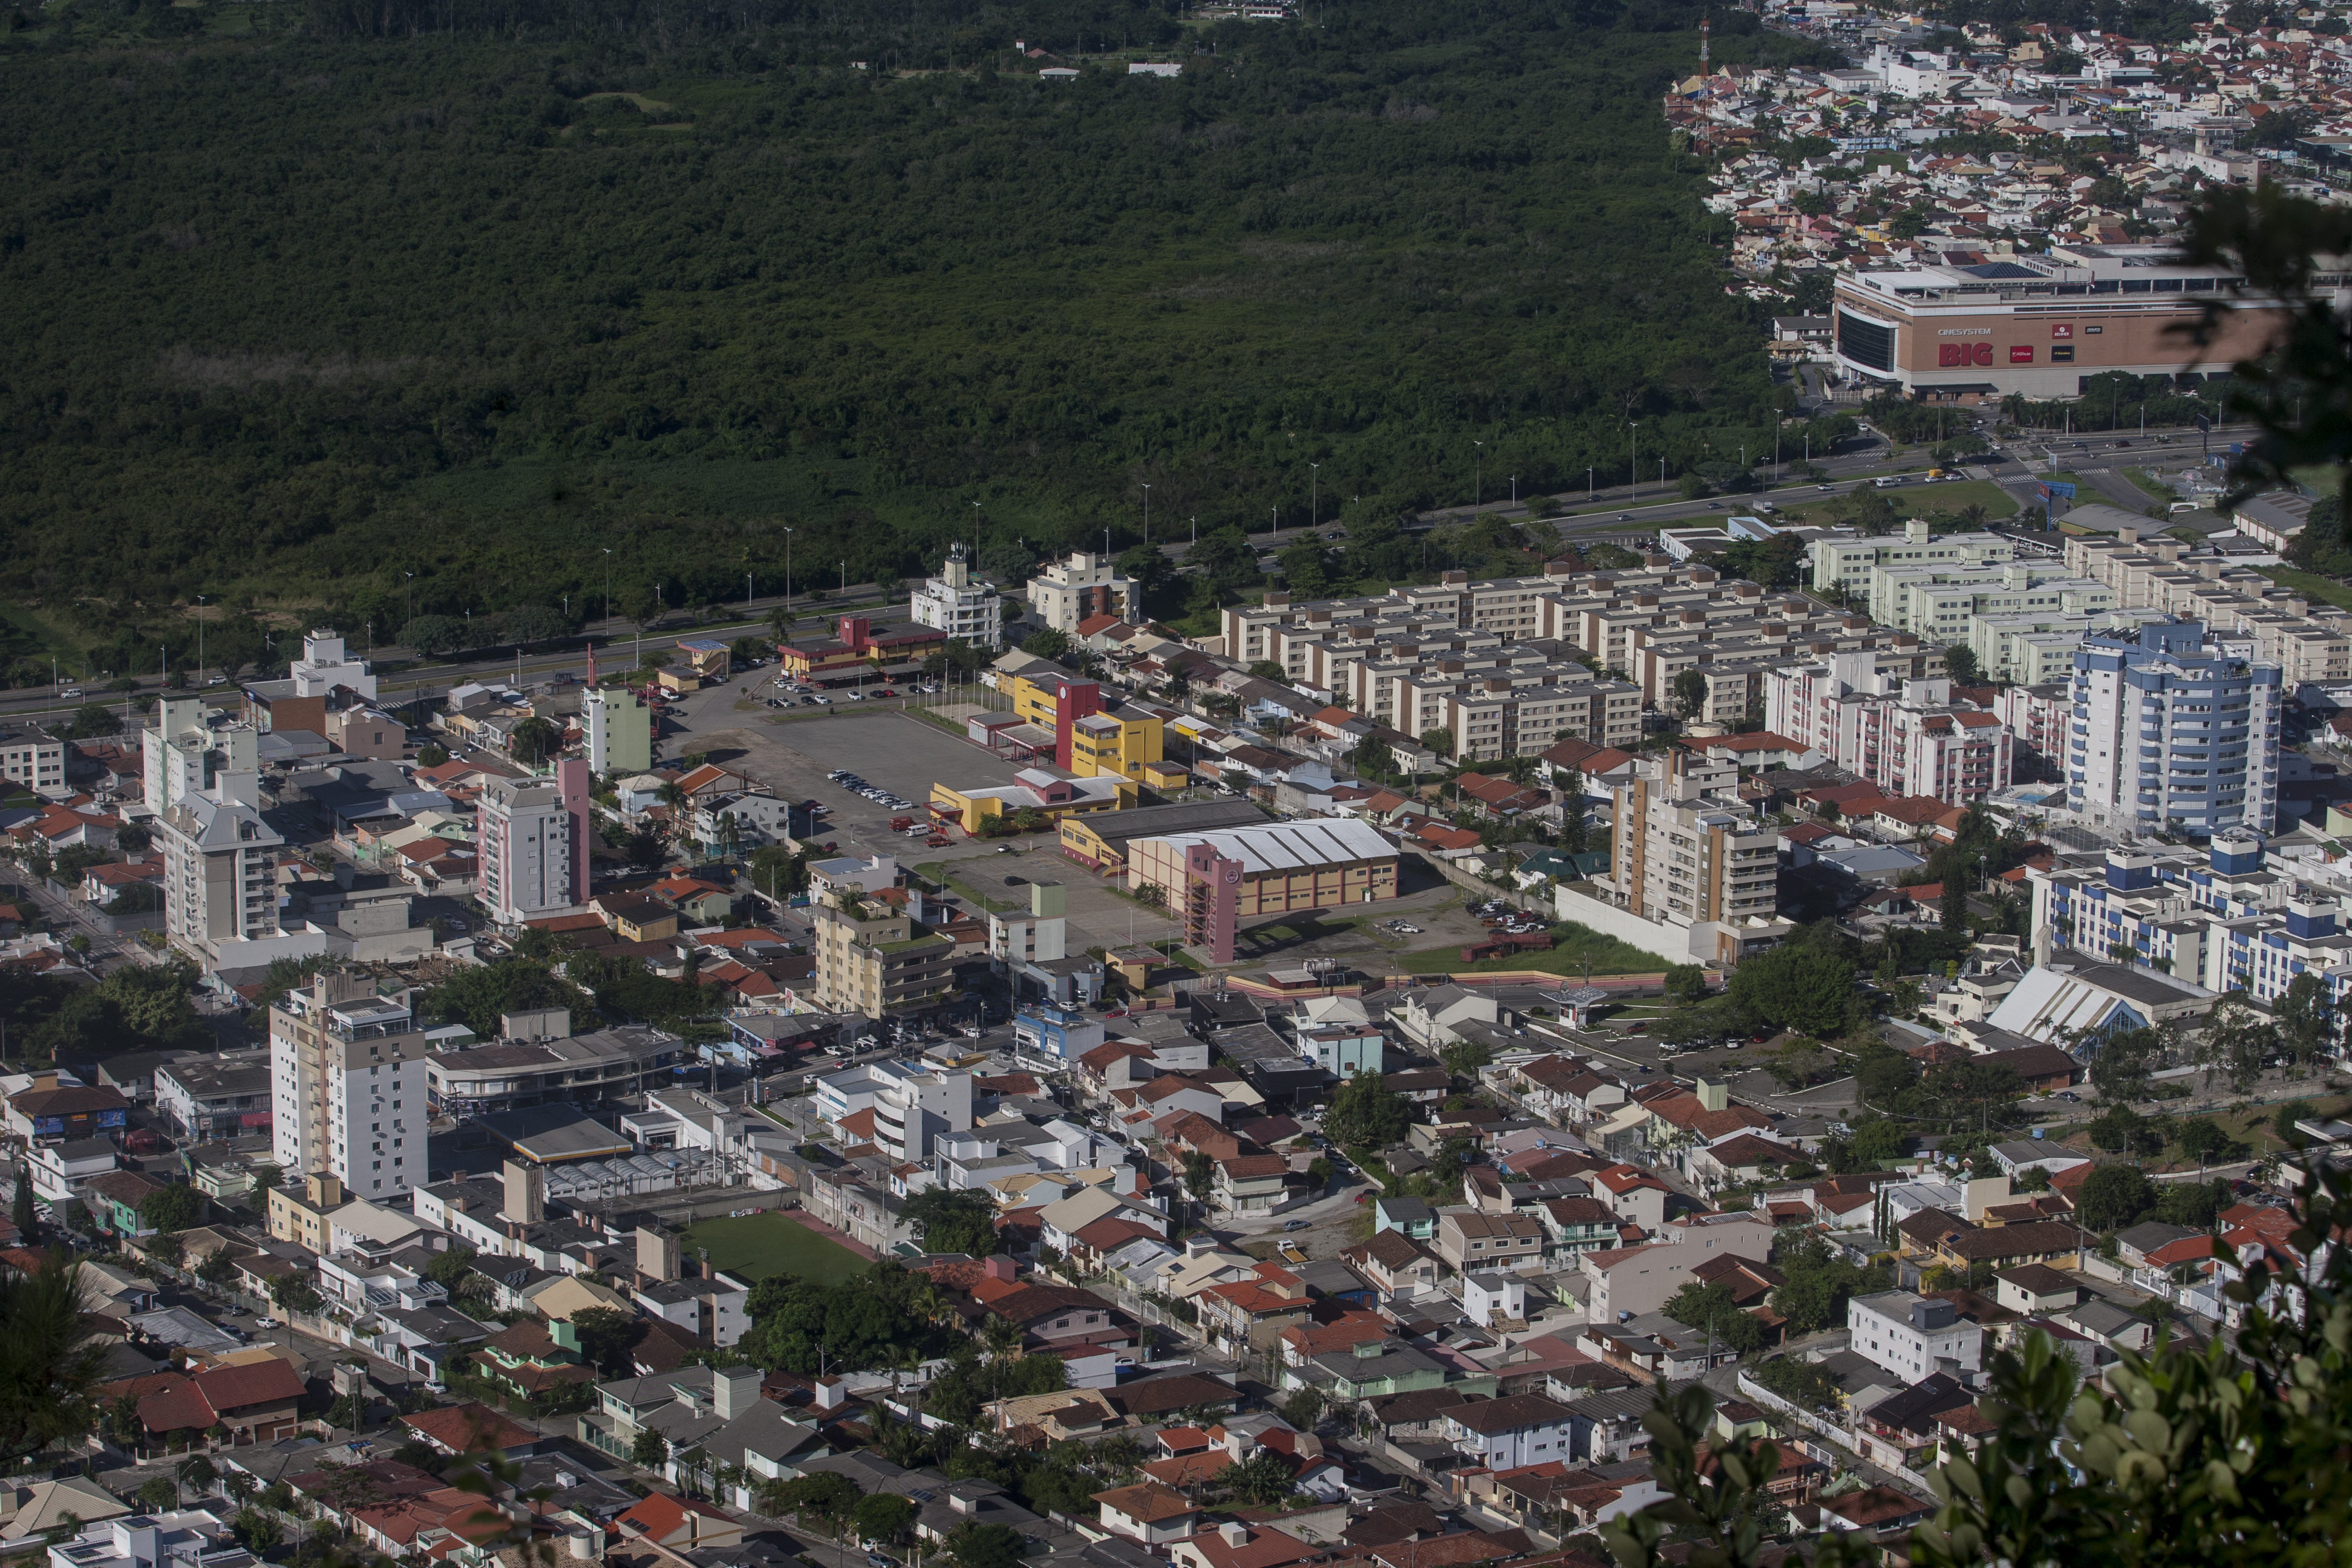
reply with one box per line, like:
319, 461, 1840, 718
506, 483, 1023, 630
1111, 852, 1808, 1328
0, 0, 1828, 671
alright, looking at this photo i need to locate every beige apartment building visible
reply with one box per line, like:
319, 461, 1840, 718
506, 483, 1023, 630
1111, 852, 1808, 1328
811, 891, 956, 1019
1607, 750, 1782, 930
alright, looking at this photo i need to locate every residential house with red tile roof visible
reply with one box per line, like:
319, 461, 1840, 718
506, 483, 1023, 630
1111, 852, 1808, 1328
399, 1401, 539, 1459
618, 1492, 743, 1551
135, 1356, 305, 1443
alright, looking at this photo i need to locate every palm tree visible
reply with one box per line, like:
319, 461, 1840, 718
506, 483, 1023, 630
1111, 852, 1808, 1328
981, 1313, 1022, 1362
0, 1253, 108, 1470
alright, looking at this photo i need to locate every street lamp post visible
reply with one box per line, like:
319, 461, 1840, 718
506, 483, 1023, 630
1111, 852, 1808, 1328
1308, 464, 1318, 533
404, 571, 416, 636
1472, 440, 1483, 508
1142, 483, 1152, 544
195, 596, 206, 687
1629, 422, 1639, 501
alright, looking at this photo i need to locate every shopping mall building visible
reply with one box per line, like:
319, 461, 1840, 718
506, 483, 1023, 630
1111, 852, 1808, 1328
1831, 243, 2294, 400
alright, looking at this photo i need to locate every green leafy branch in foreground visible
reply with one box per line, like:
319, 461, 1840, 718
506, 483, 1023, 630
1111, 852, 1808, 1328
1604, 1155, 2352, 1568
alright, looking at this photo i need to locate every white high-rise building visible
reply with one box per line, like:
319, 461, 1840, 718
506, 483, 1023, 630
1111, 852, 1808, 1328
910, 544, 1005, 650
143, 696, 260, 819
287, 629, 377, 699
2067, 619, 2282, 835
269, 974, 428, 1201
479, 757, 590, 925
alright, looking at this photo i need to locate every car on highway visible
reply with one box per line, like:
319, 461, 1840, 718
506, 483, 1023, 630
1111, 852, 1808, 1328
58, 688, 79, 699
842, 691, 864, 702
1618, 512, 1633, 520
1817, 483, 1835, 491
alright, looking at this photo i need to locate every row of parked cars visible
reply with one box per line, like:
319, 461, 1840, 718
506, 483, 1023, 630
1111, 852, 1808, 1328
828, 769, 914, 812
1469, 899, 1549, 936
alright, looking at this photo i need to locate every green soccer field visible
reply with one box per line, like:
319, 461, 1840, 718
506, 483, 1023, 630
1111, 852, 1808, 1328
676, 1212, 871, 1287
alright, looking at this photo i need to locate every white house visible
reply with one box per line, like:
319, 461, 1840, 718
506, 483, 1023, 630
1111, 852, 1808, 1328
1847, 1290, 1985, 1382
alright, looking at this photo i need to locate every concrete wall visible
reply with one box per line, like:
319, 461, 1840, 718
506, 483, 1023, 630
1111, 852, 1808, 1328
1553, 886, 1698, 965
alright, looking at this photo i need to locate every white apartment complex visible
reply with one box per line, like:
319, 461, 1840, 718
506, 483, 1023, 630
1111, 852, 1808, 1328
478, 757, 591, 924
286, 629, 378, 699
0, 724, 65, 796
812, 1059, 974, 1162
143, 696, 260, 820
910, 545, 1005, 649
1808, 520, 2016, 596
1025, 552, 1136, 633
270, 974, 429, 1200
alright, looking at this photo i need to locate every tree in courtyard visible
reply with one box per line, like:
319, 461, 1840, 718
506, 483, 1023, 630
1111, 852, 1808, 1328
2198, 992, 2279, 1091
135, 1479, 177, 1515
1322, 1069, 1408, 1149
1727, 943, 1856, 1037
1217, 1449, 1298, 1506
853, 1494, 915, 1546
946, 1523, 1026, 1568
570, 1307, 647, 1376
1351, 734, 1394, 782
2275, 971, 2336, 1066
631, 1429, 670, 1471
902, 1188, 1001, 1258
1420, 727, 1454, 758
1943, 644, 1982, 685
508, 715, 561, 765
139, 1183, 203, 1235
1660, 1282, 1763, 1353
2076, 1163, 2158, 1231
1672, 668, 1708, 720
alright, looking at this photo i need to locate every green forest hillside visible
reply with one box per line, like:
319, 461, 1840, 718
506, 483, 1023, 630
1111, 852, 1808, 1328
0, 0, 1825, 675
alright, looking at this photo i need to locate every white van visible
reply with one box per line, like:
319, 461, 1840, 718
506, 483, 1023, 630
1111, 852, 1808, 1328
2169, 501, 2204, 515
1872, 475, 1903, 488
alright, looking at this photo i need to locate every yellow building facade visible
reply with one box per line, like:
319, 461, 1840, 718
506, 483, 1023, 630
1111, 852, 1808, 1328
1002, 671, 1165, 781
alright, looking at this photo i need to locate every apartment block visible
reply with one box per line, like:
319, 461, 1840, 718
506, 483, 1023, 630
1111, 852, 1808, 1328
1027, 552, 1135, 634
0, 724, 65, 797
1808, 520, 2016, 595
811, 890, 956, 1019
157, 790, 288, 964
1604, 750, 1781, 931
1766, 656, 2011, 805
2067, 619, 2281, 835
1867, 557, 2112, 641
910, 544, 1005, 650
144, 696, 260, 818
2064, 528, 2352, 690
479, 758, 591, 924
583, 686, 652, 776
269, 974, 430, 1203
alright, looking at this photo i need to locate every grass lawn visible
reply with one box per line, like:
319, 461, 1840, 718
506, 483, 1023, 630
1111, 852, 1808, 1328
1396, 924, 1665, 976
2122, 468, 2177, 502
2265, 567, 2352, 612
1767, 479, 2018, 532
676, 1211, 870, 1286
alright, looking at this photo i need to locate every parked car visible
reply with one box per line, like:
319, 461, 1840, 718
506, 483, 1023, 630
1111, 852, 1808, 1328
1282, 1219, 1312, 1232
